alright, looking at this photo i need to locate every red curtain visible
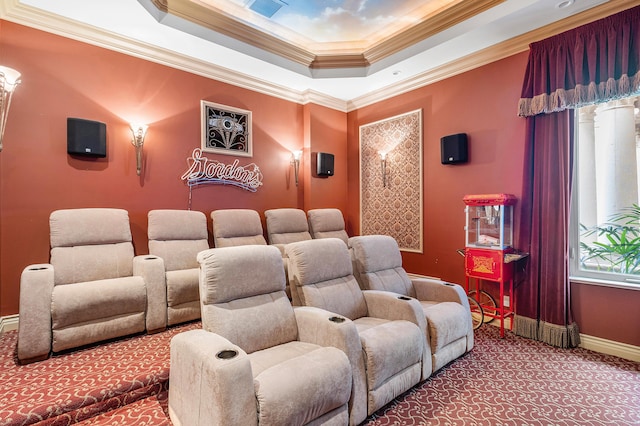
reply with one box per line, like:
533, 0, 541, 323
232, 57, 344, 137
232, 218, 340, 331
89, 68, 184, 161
516, 111, 576, 347
519, 5, 640, 117
515, 5, 639, 347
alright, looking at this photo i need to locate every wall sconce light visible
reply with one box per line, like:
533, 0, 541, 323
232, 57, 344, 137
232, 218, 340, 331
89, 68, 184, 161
0, 66, 22, 152
379, 150, 387, 187
130, 123, 148, 176
291, 149, 302, 186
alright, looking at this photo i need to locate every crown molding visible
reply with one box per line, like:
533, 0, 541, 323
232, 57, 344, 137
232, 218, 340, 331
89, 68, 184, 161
364, 0, 505, 65
149, 0, 317, 67
0, 0, 346, 109
147, 0, 503, 71
300, 90, 348, 112
1, 0, 635, 114
347, 0, 636, 111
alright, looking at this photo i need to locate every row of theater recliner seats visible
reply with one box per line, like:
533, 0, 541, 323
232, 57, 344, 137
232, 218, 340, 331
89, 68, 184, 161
17, 207, 347, 363
17, 207, 473, 425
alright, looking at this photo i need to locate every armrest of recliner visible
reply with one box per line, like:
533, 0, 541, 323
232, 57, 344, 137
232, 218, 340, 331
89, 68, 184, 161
411, 278, 469, 309
18, 264, 54, 363
169, 329, 256, 426
363, 290, 427, 330
294, 306, 368, 426
133, 255, 167, 333
294, 306, 361, 355
363, 289, 433, 381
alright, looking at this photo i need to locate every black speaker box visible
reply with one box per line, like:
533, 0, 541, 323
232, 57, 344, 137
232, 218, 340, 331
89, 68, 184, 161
67, 118, 107, 157
316, 152, 334, 177
440, 133, 468, 164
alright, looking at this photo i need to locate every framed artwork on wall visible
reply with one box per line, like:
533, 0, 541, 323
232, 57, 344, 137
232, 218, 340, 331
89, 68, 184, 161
201, 100, 252, 157
359, 109, 423, 253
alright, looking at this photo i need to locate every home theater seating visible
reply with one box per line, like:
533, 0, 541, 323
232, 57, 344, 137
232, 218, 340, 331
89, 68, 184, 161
16, 207, 473, 425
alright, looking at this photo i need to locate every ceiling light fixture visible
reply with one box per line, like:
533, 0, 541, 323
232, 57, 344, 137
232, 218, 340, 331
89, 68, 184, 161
556, 0, 574, 9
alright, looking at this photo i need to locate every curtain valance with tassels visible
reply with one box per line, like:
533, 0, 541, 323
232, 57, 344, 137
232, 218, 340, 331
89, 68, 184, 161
518, 5, 640, 117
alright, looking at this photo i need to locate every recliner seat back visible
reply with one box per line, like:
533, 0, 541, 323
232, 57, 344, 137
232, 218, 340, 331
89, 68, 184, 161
198, 245, 297, 354
148, 209, 209, 271
50, 208, 134, 285
307, 208, 349, 243
285, 238, 368, 320
265, 208, 312, 244
349, 234, 415, 297
211, 209, 267, 247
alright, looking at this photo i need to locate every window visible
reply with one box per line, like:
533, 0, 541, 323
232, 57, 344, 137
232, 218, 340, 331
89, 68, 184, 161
570, 95, 640, 286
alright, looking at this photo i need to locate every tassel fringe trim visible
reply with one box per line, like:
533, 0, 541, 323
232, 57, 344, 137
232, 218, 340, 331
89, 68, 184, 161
518, 72, 640, 117
514, 315, 581, 348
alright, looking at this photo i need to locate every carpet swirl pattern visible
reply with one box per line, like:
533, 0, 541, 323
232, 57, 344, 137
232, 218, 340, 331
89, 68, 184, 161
364, 326, 640, 425
0, 321, 638, 425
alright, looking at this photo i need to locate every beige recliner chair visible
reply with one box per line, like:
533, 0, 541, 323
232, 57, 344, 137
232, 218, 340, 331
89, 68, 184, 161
307, 208, 349, 244
285, 238, 427, 425
264, 208, 312, 245
169, 244, 355, 426
264, 208, 312, 304
17, 208, 165, 363
211, 209, 266, 247
349, 235, 474, 373
147, 209, 208, 329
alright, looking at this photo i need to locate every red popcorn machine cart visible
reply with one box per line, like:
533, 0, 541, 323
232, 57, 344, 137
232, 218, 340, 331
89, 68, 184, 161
463, 194, 527, 338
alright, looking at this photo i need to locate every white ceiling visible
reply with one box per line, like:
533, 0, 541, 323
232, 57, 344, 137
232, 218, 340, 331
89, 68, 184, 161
1, 0, 617, 110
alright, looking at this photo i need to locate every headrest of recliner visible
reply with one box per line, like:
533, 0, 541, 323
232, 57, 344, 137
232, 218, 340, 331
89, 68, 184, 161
285, 238, 352, 286
198, 244, 285, 304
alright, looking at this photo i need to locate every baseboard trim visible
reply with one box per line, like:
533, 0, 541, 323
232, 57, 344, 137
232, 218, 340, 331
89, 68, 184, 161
579, 333, 640, 362
0, 314, 19, 334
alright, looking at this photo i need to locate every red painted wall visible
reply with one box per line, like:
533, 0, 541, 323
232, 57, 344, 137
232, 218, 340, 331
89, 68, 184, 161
0, 22, 347, 316
1, 21, 638, 347
302, 103, 348, 220
346, 53, 640, 347
347, 53, 529, 285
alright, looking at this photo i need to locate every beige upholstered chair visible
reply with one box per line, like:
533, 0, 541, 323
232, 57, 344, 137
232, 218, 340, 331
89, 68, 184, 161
169, 244, 355, 426
307, 208, 349, 244
264, 208, 312, 246
264, 208, 312, 304
210, 209, 266, 247
285, 238, 427, 425
349, 235, 474, 373
17, 208, 165, 363
147, 209, 208, 328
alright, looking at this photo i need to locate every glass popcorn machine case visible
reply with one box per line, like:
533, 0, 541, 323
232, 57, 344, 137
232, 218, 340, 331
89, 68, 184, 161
464, 193, 515, 251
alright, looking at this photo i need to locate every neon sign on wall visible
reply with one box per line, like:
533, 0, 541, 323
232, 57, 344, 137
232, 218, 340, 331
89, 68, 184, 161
181, 148, 263, 192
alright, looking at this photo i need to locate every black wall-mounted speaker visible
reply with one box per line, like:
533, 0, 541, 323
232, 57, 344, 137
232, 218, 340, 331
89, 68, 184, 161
67, 118, 107, 157
440, 133, 468, 164
316, 152, 335, 177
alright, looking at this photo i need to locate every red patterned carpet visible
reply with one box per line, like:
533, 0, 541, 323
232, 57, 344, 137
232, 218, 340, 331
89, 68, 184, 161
0, 322, 638, 425
0, 322, 199, 426
364, 325, 640, 426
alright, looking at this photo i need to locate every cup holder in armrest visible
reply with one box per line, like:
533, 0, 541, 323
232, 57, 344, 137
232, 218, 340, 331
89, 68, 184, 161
29, 266, 49, 271
444, 282, 455, 286
216, 349, 238, 360
145, 256, 157, 260
329, 316, 345, 323
398, 296, 412, 301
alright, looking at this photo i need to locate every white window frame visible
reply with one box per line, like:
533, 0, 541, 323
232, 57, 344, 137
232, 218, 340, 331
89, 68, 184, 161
569, 102, 640, 290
